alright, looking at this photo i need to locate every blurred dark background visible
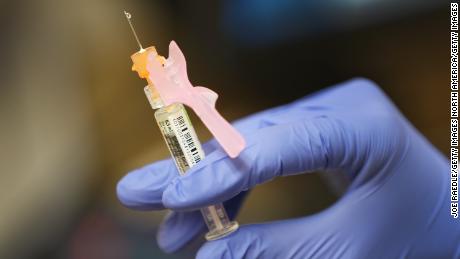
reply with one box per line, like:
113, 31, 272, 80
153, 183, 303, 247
0, 0, 449, 258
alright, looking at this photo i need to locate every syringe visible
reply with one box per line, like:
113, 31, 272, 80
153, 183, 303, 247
124, 11, 240, 240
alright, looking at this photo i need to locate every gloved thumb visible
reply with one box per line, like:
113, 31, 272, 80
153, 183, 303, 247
163, 117, 349, 211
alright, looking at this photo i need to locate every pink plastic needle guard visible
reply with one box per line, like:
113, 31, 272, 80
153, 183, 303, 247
146, 41, 246, 158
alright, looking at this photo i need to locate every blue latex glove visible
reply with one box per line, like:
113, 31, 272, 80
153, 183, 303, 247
117, 78, 460, 258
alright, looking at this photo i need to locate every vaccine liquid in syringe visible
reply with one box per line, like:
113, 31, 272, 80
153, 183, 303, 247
154, 102, 239, 240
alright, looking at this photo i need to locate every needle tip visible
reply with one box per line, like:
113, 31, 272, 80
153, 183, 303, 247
123, 10, 144, 50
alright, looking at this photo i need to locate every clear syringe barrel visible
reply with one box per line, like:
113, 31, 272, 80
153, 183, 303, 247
151, 93, 239, 240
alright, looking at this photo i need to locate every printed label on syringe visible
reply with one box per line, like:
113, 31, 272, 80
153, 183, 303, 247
169, 110, 205, 167
158, 119, 189, 172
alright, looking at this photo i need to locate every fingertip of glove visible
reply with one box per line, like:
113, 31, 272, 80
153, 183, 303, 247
156, 213, 178, 253
116, 179, 129, 205
157, 211, 206, 253
157, 233, 182, 254
116, 161, 178, 210
116, 174, 142, 208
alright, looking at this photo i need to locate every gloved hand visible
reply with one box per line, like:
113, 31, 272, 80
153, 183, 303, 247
117, 78, 460, 258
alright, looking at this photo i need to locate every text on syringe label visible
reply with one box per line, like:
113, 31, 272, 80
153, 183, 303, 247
158, 119, 189, 173
169, 110, 205, 167
157, 106, 205, 175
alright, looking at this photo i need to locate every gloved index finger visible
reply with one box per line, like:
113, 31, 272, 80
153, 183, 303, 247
117, 158, 178, 210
